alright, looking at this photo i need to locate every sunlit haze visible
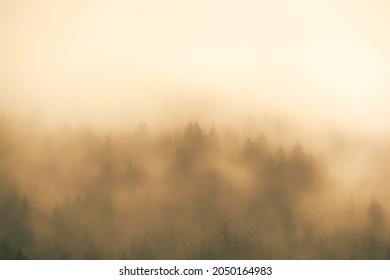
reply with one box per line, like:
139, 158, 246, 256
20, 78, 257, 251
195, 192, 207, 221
0, 0, 389, 133
2, 0, 390, 261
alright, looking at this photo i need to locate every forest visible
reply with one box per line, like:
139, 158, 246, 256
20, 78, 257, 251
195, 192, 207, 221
0, 113, 389, 260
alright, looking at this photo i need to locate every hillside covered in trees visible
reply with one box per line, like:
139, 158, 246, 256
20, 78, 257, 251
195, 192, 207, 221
0, 115, 389, 259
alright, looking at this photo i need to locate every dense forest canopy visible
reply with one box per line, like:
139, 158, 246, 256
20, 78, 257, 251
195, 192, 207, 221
1, 0, 390, 261
0, 113, 389, 259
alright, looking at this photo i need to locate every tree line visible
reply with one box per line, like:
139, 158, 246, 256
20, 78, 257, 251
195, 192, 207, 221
0, 118, 389, 259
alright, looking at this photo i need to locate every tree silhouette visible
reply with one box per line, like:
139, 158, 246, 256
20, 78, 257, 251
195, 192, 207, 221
367, 200, 385, 238
288, 142, 316, 191
362, 200, 386, 259
16, 248, 27, 260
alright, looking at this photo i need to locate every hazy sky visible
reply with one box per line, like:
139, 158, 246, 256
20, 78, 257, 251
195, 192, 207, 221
0, 0, 389, 131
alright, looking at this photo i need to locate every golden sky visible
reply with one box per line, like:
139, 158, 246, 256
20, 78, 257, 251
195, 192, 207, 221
0, 0, 389, 131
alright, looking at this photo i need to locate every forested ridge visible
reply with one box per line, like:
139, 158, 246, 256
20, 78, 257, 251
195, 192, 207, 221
0, 116, 389, 259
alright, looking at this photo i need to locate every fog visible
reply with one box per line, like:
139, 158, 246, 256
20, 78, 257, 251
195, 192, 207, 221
1, 0, 390, 132
1, 0, 390, 259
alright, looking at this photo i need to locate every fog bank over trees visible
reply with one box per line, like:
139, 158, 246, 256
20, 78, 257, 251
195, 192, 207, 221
1, 0, 390, 260
0, 110, 389, 260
